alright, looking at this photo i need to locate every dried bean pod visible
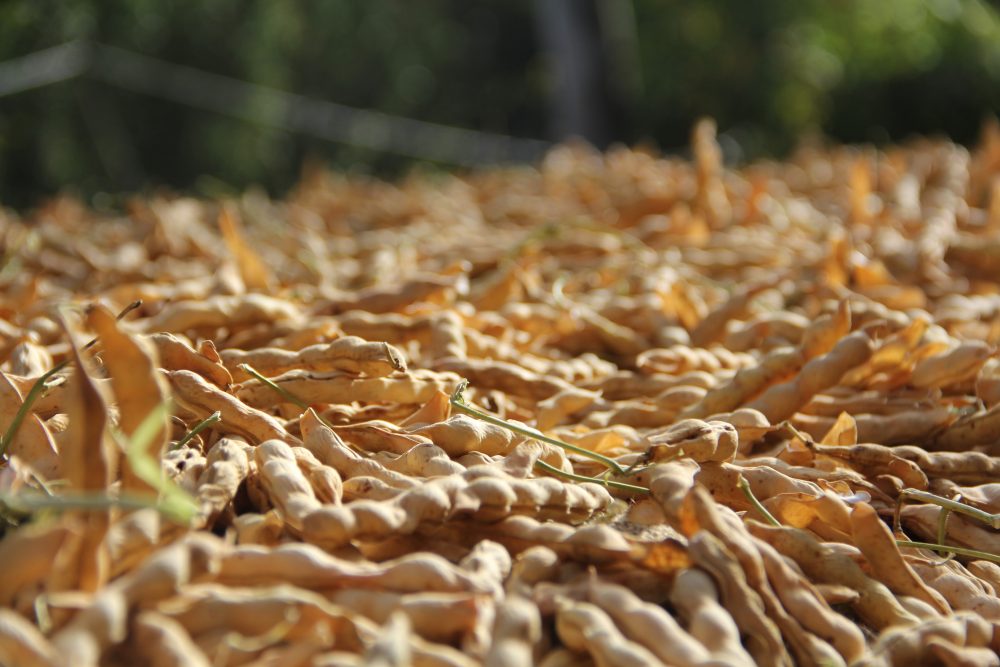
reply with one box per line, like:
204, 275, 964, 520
793, 408, 954, 447
911, 341, 993, 388
555, 599, 668, 667
236, 369, 461, 409
327, 590, 484, 646
688, 532, 790, 667
869, 612, 996, 667
696, 461, 825, 512
636, 344, 754, 375
595, 387, 705, 429
254, 439, 322, 531
851, 502, 950, 614
681, 347, 804, 420
893, 445, 1000, 483
974, 356, 1000, 406
753, 536, 867, 663
223, 336, 406, 381
670, 568, 754, 666
484, 596, 541, 667
434, 357, 573, 400
747, 331, 873, 423
194, 437, 252, 525
218, 543, 493, 594
300, 410, 419, 489
584, 370, 716, 401
706, 408, 771, 452
157, 583, 373, 652
140, 293, 303, 334
908, 558, 1000, 621
409, 414, 525, 457
902, 505, 1000, 563
168, 369, 293, 444
51, 534, 223, 667
933, 403, 1000, 453
0, 609, 61, 667
319, 275, 462, 316
0, 371, 60, 479
724, 312, 810, 352
129, 611, 211, 667
293, 446, 344, 504
688, 486, 861, 665
690, 279, 776, 347
375, 443, 465, 478
0, 523, 73, 609
536, 388, 604, 431
585, 580, 711, 667
746, 521, 919, 631
647, 419, 739, 463
148, 333, 233, 388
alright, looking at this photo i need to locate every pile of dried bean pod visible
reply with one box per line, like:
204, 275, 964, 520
1, 118, 1000, 666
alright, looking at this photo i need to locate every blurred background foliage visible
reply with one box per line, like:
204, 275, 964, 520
1, 0, 999, 207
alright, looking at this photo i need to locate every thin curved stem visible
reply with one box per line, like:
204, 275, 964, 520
535, 460, 649, 494
0, 361, 69, 459
450, 380, 627, 475
0, 490, 193, 523
238, 363, 337, 431
897, 488, 1000, 530
931, 504, 956, 565
738, 474, 781, 527
175, 410, 222, 449
896, 540, 1000, 565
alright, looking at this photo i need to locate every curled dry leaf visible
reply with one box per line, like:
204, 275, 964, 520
87, 304, 169, 493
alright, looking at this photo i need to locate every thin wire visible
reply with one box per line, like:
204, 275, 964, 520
0, 41, 92, 97
0, 40, 551, 166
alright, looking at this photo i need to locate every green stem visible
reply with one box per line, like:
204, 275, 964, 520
898, 488, 1000, 530
0, 361, 69, 458
535, 460, 649, 494
237, 364, 333, 429
781, 421, 816, 446
0, 508, 19, 529
895, 540, 1000, 565
28, 471, 55, 497
892, 488, 998, 565
238, 363, 337, 431
737, 477, 999, 565
738, 474, 781, 527
33, 595, 52, 635
550, 275, 573, 310
0, 490, 193, 522
239, 363, 310, 410
116, 299, 143, 320
620, 458, 650, 476
175, 411, 222, 449
81, 299, 143, 351
933, 505, 955, 564
450, 380, 627, 475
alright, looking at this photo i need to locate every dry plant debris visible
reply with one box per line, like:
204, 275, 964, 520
1, 118, 1000, 665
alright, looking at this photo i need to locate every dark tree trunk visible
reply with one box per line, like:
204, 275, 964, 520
534, 0, 633, 149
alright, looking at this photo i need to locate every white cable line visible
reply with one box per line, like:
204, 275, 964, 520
0, 41, 92, 97
0, 41, 552, 165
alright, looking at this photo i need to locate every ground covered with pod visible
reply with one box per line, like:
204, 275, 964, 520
2, 120, 1000, 666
